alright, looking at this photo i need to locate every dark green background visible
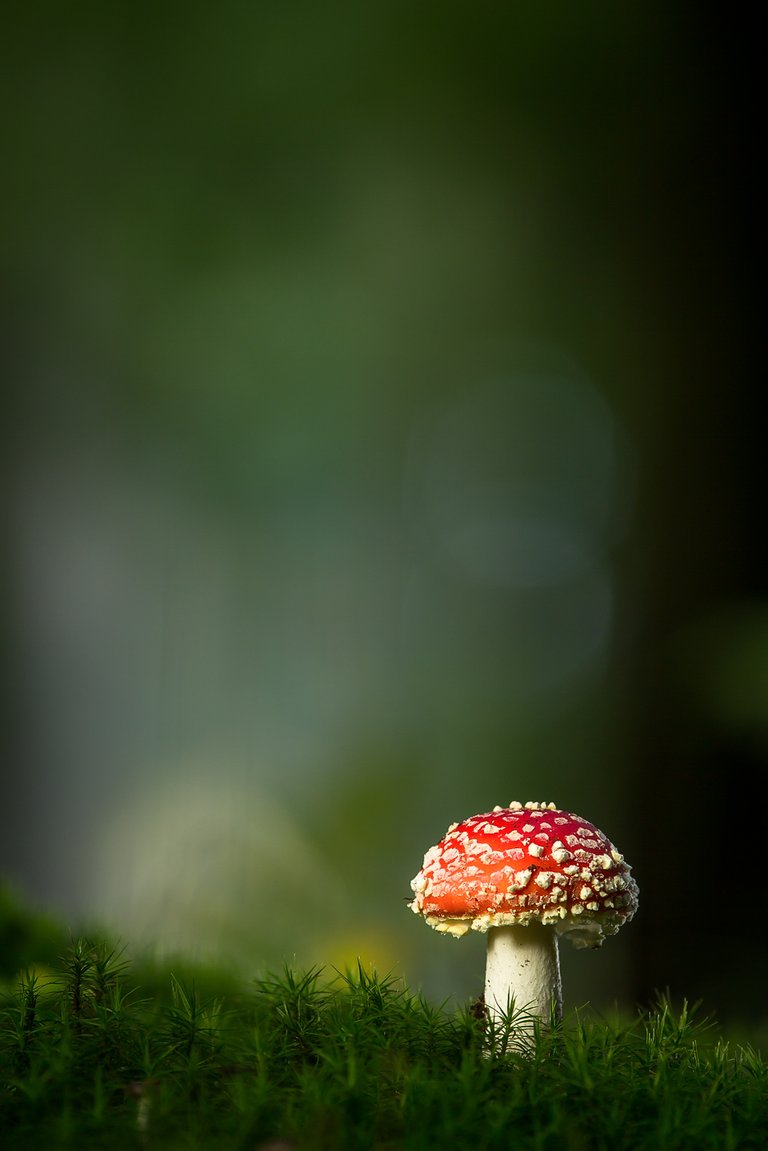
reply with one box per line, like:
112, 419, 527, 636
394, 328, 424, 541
1, 5, 763, 1028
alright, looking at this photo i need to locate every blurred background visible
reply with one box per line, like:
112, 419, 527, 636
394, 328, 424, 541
1, 5, 763, 1029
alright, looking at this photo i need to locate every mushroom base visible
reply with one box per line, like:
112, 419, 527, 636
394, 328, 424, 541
484, 923, 563, 1036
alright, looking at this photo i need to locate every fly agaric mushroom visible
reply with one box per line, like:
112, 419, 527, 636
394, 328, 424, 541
409, 802, 638, 1039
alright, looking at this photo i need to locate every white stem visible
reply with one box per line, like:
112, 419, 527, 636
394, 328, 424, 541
484, 923, 562, 1041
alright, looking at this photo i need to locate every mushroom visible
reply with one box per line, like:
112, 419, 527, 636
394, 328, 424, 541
408, 801, 638, 1042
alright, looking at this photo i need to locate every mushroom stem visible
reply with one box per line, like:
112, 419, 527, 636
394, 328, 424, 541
484, 923, 563, 1041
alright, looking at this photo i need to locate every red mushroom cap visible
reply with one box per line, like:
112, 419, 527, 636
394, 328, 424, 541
409, 801, 638, 948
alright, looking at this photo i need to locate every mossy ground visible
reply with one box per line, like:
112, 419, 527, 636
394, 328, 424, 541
1, 936, 767, 1150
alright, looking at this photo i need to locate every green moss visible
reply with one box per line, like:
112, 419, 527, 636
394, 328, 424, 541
1, 939, 766, 1150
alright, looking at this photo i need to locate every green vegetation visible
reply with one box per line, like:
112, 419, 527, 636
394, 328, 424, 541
1, 938, 766, 1150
